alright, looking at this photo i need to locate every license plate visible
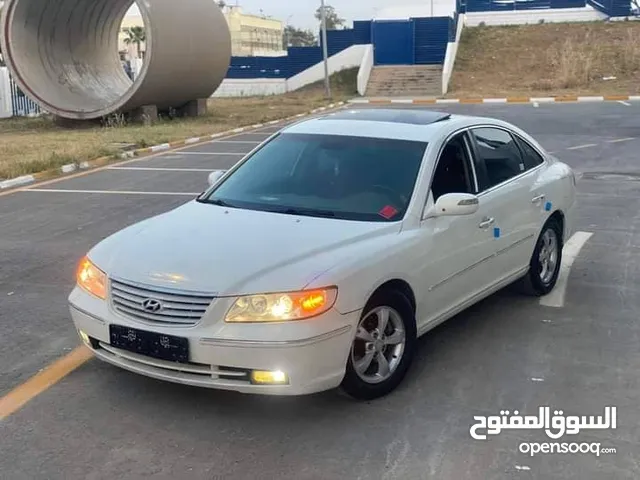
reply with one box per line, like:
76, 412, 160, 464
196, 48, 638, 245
109, 325, 189, 363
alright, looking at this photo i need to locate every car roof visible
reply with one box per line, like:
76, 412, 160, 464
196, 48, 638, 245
281, 108, 503, 143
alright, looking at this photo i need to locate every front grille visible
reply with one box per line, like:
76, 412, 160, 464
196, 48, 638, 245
110, 277, 215, 326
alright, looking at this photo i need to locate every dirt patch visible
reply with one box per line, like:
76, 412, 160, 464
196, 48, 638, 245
0, 69, 357, 180
448, 21, 640, 98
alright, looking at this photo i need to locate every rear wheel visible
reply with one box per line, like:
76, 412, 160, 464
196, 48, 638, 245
518, 217, 563, 296
340, 290, 417, 400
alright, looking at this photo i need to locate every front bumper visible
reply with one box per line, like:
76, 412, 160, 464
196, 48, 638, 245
69, 288, 359, 396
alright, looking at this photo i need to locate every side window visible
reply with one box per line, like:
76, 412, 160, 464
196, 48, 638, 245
431, 133, 476, 202
470, 127, 525, 190
515, 136, 545, 170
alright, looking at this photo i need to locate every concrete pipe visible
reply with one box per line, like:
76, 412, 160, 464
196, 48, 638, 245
0, 0, 231, 120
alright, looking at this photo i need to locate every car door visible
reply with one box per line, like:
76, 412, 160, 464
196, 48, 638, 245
466, 126, 545, 285
413, 130, 503, 330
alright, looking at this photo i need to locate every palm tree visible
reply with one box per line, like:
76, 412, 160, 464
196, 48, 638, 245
123, 26, 146, 59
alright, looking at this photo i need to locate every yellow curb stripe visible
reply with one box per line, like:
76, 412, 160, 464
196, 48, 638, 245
603, 95, 630, 101
412, 99, 436, 104
0, 346, 93, 420
507, 97, 531, 103
459, 98, 484, 104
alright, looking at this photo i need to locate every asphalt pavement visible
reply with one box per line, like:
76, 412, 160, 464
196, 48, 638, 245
1, 102, 639, 479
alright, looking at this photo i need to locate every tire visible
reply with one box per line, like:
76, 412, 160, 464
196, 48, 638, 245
340, 290, 417, 401
517, 217, 563, 296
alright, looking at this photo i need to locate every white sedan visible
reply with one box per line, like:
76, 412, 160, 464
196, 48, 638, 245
69, 108, 577, 400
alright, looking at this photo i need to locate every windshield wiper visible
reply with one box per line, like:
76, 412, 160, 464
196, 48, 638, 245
200, 197, 236, 208
278, 207, 336, 218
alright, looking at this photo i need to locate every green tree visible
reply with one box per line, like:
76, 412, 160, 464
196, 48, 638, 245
283, 26, 317, 48
314, 5, 345, 30
123, 26, 146, 59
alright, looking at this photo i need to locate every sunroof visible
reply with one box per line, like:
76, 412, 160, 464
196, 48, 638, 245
320, 108, 451, 125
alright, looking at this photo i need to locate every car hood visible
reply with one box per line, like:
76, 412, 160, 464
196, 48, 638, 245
89, 200, 402, 295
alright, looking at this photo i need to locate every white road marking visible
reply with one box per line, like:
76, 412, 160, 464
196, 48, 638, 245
107, 167, 212, 172
566, 143, 598, 150
515, 466, 531, 471
606, 137, 634, 143
540, 231, 594, 308
167, 151, 245, 156
531, 377, 545, 382
23, 189, 199, 196
618, 100, 631, 106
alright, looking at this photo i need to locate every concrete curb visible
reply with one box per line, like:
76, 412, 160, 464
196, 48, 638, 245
348, 95, 640, 105
0, 101, 346, 191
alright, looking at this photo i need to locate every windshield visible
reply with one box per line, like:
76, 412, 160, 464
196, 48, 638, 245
199, 132, 428, 222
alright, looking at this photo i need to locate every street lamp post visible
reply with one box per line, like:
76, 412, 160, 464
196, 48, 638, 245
320, 0, 331, 99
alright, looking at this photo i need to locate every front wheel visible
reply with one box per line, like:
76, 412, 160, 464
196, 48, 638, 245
340, 290, 417, 400
518, 218, 563, 296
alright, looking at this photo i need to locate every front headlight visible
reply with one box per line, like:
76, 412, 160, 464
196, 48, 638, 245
76, 256, 107, 299
225, 287, 338, 323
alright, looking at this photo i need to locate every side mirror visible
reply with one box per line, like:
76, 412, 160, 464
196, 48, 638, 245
207, 170, 226, 186
426, 193, 479, 218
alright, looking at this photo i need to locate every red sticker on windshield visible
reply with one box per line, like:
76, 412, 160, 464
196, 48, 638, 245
379, 205, 398, 219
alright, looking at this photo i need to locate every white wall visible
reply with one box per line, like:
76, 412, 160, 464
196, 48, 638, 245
463, 6, 607, 26
357, 45, 374, 96
0, 67, 13, 119
287, 44, 368, 92
375, 1, 457, 19
211, 45, 369, 98
212, 78, 287, 97
250, 50, 288, 57
441, 14, 465, 95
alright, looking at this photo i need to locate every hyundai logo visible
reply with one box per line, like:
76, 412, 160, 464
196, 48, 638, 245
141, 298, 163, 313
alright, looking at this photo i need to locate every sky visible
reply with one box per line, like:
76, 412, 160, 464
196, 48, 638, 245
127, 1, 438, 32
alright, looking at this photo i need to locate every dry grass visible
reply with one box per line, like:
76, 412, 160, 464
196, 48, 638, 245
0, 68, 358, 180
448, 21, 640, 98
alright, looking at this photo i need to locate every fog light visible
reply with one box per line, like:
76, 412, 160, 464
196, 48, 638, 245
250, 370, 288, 385
78, 329, 90, 345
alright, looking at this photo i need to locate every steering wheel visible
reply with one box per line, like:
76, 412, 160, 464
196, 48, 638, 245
370, 185, 406, 207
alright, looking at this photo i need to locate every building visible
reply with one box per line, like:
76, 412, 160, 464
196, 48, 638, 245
222, 6, 286, 57
117, 6, 285, 61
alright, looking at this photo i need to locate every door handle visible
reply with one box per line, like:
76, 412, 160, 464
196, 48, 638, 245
531, 194, 545, 204
479, 217, 495, 229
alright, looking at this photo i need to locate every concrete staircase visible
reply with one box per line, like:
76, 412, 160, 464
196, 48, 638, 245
365, 65, 443, 97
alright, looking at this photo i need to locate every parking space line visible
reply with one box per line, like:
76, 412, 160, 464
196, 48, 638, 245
0, 346, 92, 420
566, 144, 598, 150
606, 137, 635, 143
618, 101, 631, 106
23, 189, 200, 196
172, 152, 245, 156
107, 167, 212, 172
540, 231, 594, 308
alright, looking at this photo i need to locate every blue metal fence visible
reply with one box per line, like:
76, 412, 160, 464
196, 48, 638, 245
9, 74, 42, 117
226, 25, 373, 79
413, 17, 451, 65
